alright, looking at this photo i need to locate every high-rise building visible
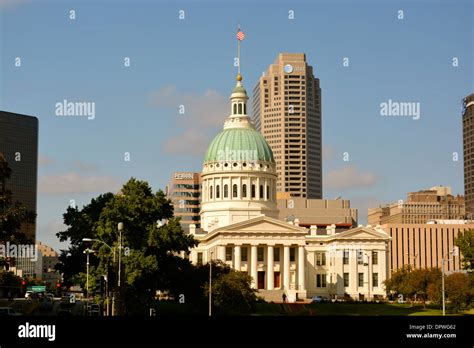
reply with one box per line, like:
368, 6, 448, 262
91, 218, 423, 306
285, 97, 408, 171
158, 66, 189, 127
368, 186, 465, 225
252, 53, 322, 199
462, 93, 474, 217
0, 111, 38, 241
166, 172, 201, 231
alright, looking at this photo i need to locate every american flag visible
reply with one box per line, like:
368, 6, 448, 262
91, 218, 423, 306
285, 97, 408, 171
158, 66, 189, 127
236, 30, 245, 41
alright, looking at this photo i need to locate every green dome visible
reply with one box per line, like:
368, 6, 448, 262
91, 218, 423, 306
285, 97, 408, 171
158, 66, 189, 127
204, 127, 274, 163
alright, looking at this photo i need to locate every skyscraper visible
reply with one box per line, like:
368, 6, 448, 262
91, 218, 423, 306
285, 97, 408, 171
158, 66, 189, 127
252, 53, 322, 199
166, 172, 201, 231
0, 111, 38, 241
463, 93, 474, 217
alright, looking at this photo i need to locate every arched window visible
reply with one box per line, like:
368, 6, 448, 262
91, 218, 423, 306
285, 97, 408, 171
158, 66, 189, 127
242, 184, 247, 198
233, 103, 237, 115
238, 103, 243, 114
266, 185, 270, 199
260, 185, 264, 199
251, 185, 256, 198
209, 186, 213, 199
243, 103, 247, 114
224, 184, 229, 198
233, 184, 238, 198
216, 185, 220, 198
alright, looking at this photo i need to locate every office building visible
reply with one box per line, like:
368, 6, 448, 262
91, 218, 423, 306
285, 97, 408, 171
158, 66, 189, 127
277, 197, 357, 231
0, 111, 38, 241
368, 186, 465, 225
381, 222, 470, 273
166, 172, 201, 231
252, 53, 322, 199
463, 93, 474, 216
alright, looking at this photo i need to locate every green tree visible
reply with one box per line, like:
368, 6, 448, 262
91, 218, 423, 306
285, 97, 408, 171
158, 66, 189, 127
455, 230, 473, 270
445, 272, 473, 311
0, 271, 21, 296
210, 269, 257, 315
55, 193, 114, 286
0, 154, 35, 245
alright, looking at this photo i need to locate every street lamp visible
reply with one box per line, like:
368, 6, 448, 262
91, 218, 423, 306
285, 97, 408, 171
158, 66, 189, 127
209, 251, 214, 317
82, 238, 114, 316
363, 252, 371, 302
117, 222, 124, 315
442, 248, 457, 316
83, 248, 95, 314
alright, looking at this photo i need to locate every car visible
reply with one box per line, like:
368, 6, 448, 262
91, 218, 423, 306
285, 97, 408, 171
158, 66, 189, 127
0, 307, 22, 316
89, 304, 101, 316
60, 295, 76, 308
311, 295, 326, 303
24, 291, 34, 299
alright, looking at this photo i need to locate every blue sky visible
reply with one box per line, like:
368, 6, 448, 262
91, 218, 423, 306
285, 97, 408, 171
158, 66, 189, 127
1, 0, 473, 251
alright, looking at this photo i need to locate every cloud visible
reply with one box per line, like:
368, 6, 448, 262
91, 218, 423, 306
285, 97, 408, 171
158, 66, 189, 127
150, 85, 228, 156
39, 172, 121, 195
38, 154, 54, 167
72, 160, 98, 172
324, 165, 379, 190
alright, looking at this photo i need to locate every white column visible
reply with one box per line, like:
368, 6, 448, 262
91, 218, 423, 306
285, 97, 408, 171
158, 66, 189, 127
191, 250, 198, 265
283, 245, 290, 290
251, 245, 258, 289
217, 245, 226, 262
234, 245, 241, 271
267, 245, 274, 290
298, 245, 305, 291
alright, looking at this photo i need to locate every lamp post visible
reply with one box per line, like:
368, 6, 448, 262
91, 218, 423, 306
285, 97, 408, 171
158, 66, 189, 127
83, 248, 95, 314
209, 251, 213, 317
82, 238, 114, 316
363, 252, 371, 301
117, 222, 124, 315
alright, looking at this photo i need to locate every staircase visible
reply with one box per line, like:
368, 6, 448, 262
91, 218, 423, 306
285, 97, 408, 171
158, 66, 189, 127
258, 289, 285, 303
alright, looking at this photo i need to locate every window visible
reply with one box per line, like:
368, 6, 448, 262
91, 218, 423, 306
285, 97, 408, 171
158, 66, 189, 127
209, 186, 213, 199
316, 252, 326, 266
197, 252, 203, 265
257, 247, 264, 262
225, 247, 232, 261
238, 103, 242, 114
358, 273, 364, 287
251, 185, 256, 198
357, 250, 364, 265
241, 247, 248, 262
233, 184, 238, 198
259, 185, 263, 198
274, 247, 280, 262
343, 250, 349, 265
290, 248, 295, 262
372, 251, 378, 265
373, 273, 378, 287
224, 184, 228, 198
244, 103, 247, 114
242, 184, 247, 198
343, 273, 349, 287
266, 185, 270, 199
216, 185, 220, 198
316, 274, 326, 288
233, 104, 237, 114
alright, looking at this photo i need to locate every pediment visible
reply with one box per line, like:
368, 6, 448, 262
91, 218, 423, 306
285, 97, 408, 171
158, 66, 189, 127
333, 227, 390, 240
209, 215, 307, 236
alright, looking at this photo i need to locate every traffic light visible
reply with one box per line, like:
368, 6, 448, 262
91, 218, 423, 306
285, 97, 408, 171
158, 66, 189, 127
21, 280, 26, 286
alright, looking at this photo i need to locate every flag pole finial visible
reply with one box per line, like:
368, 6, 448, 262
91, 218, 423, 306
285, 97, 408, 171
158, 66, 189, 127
236, 24, 245, 81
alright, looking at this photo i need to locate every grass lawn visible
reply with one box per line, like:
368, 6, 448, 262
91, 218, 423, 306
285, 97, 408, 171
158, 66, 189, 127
255, 302, 471, 316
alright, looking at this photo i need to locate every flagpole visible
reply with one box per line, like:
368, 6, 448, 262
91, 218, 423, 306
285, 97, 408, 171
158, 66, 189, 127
237, 24, 241, 75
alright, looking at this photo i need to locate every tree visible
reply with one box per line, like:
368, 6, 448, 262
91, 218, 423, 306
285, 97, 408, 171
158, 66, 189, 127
445, 272, 473, 311
210, 269, 257, 315
455, 229, 473, 270
57, 178, 198, 314
0, 271, 21, 297
0, 154, 35, 245
55, 193, 114, 286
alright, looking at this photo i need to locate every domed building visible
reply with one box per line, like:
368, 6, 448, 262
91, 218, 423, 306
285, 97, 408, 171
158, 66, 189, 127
200, 74, 279, 232
189, 72, 390, 303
